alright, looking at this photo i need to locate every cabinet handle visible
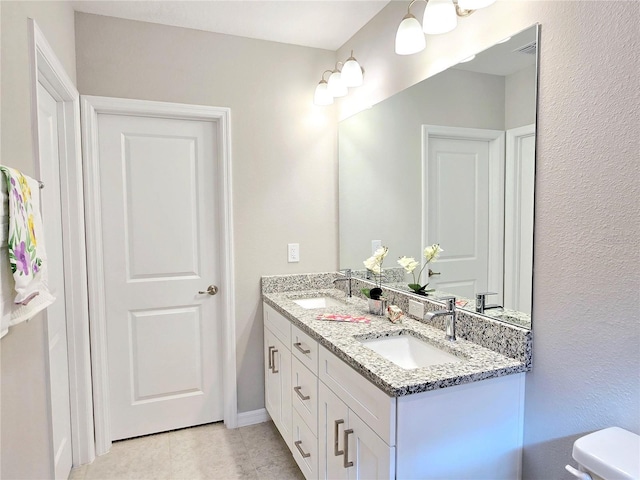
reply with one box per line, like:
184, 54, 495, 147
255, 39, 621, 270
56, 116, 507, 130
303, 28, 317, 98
294, 440, 311, 459
343, 429, 354, 468
334, 419, 345, 456
267, 346, 274, 370
293, 342, 311, 355
294, 386, 310, 401
271, 348, 279, 373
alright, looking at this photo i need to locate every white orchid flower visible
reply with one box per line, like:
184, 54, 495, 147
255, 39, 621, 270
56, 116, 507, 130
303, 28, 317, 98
423, 244, 443, 263
397, 256, 419, 273
372, 246, 389, 260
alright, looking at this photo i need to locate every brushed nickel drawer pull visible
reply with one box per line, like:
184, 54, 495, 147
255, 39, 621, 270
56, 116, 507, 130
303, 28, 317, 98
294, 342, 311, 355
271, 348, 279, 374
343, 429, 354, 468
267, 346, 274, 370
294, 386, 310, 401
294, 440, 311, 458
334, 419, 345, 456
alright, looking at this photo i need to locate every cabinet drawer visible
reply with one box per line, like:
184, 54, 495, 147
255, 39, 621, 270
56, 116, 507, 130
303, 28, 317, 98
319, 346, 396, 446
264, 302, 291, 346
291, 356, 318, 434
292, 409, 318, 480
291, 325, 318, 374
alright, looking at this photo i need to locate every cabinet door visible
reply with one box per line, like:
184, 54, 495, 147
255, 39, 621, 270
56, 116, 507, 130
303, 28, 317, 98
265, 327, 280, 427
319, 383, 350, 480
346, 412, 395, 480
264, 326, 292, 446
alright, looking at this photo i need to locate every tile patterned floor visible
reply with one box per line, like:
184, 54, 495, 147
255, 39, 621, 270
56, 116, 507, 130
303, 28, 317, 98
69, 421, 304, 480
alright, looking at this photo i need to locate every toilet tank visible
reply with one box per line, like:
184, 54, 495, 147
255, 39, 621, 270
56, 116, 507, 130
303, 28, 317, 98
570, 427, 640, 480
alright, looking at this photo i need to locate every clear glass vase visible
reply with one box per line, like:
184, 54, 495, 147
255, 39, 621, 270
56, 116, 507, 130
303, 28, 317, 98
367, 298, 387, 316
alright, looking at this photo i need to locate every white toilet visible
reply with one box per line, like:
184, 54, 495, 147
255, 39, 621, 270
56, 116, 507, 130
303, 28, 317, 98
565, 427, 640, 480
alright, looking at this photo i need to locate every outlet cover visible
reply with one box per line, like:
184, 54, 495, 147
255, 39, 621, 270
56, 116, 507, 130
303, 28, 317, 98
408, 300, 424, 319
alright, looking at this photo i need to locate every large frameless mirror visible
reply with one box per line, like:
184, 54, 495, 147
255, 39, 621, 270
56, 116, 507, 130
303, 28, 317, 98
339, 24, 539, 330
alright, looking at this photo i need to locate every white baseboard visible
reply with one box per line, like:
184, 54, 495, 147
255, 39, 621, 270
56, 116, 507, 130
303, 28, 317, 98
236, 408, 270, 427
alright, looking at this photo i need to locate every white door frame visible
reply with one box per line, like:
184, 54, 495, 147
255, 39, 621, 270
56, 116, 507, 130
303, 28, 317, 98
504, 124, 535, 312
81, 95, 237, 455
28, 19, 95, 466
421, 125, 505, 296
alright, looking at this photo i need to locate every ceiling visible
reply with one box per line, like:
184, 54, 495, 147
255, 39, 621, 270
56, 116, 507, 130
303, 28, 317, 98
453, 26, 537, 76
71, 0, 391, 51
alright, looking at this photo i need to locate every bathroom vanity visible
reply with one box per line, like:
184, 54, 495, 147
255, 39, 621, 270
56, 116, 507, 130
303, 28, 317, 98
262, 273, 531, 480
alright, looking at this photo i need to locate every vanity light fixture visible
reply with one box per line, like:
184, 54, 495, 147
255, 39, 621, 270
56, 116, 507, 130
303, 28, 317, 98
327, 64, 348, 97
313, 71, 334, 106
395, 0, 496, 55
314, 52, 364, 106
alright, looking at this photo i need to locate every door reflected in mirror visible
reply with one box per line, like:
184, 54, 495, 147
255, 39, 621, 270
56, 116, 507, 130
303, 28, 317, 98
338, 25, 539, 330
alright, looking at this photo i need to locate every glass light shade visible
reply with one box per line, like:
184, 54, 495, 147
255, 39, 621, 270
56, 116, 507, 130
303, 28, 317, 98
422, 0, 457, 35
395, 14, 426, 55
457, 0, 496, 9
314, 81, 333, 106
341, 58, 363, 88
327, 71, 348, 97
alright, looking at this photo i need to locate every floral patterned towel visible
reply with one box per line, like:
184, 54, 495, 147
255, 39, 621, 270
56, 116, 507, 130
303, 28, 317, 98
1, 166, 54, 336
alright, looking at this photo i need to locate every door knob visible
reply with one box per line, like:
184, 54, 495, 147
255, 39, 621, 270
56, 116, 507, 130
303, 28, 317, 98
198, 285, 219, 295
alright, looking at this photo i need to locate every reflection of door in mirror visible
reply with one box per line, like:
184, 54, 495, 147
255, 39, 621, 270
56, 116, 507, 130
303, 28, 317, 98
422, 126, 505, 304
504, 125, 535, 315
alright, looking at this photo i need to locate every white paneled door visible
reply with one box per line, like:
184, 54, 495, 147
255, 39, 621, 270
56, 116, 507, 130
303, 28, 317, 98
424, 126, 505, 301
96, 113, 223, 440
37, 82, 73, 480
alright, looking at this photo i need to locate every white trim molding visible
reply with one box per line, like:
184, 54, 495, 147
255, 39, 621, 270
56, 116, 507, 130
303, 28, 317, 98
504, 124, 536, 313
80, 96, 237, 455
421, 125, 506, 299
28, 19, 96, 467
236, 409, 270, 428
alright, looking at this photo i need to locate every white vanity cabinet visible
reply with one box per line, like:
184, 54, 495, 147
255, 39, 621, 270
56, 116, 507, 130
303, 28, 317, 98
319, 382, 395, 480
263, 302, 525, 480
263, 304, 293, 448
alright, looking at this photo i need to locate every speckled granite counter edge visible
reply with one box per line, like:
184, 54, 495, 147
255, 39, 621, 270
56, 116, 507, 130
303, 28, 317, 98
261, 273, 532, 397
262, 272, 532, 368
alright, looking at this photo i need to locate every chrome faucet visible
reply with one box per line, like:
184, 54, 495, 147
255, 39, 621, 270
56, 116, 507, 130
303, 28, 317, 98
475, 292, 503, 314
333, 269, 352, 297
425, 297, 457, 341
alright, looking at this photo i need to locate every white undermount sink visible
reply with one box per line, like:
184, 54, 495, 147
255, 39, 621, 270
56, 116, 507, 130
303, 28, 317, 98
360, 334, 464, 369
292, 297, 345, 309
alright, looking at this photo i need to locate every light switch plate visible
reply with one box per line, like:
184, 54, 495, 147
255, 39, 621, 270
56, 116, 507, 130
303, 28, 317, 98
408, 300, 424, 319
287, 243, 300, 263
371, 239, 382, 254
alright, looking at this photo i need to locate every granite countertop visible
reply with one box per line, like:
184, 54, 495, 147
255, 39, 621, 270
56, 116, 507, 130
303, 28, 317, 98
263, 288, 527, 397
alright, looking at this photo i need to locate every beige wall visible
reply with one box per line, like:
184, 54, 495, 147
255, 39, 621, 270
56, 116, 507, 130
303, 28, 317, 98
338, 1, 640, 479
75, 13, 338, 414
0, 2, 77, 478
505, 64, 536, 130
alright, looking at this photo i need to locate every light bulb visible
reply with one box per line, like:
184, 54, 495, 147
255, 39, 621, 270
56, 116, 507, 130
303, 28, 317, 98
313, 80, 333, 106
457, 0, 496, 10
341, 52, 363, 88
395, 13, 426, 55
423, 0, 457, 35
327, 70, 347, 97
